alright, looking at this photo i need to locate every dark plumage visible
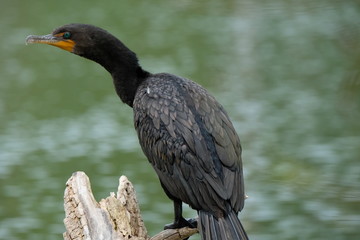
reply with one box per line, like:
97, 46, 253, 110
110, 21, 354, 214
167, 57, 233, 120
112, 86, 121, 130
26, 23, 248, 240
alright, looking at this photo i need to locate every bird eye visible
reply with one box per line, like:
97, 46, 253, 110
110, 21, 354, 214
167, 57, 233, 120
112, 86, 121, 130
63, 32, 71, 39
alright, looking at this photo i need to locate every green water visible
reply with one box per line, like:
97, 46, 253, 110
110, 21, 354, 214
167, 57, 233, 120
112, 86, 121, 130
1, 0, 359, 239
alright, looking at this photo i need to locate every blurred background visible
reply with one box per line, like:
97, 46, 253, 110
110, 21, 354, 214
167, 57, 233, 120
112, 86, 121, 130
0, 0, 359, 239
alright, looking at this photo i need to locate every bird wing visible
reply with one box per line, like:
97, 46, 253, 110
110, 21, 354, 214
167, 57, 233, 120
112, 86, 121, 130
133, 73, 244, 214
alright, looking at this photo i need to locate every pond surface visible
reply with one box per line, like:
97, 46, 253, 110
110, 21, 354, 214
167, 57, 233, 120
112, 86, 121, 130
0, 0, 359, 239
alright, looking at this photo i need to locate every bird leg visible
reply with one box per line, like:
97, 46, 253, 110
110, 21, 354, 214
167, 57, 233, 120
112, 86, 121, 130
164, 200, 198, 230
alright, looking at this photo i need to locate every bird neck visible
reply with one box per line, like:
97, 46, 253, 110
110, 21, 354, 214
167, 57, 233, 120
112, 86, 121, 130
110, 65, 149, 107
91, 46, 149, 107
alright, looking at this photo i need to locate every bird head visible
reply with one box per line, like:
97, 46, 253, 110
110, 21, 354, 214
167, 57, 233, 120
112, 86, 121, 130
26, 24, 126, 60
26, 23, 137, 72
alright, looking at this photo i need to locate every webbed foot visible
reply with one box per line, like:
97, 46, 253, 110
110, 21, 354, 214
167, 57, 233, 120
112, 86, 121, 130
164, 217, 198, 230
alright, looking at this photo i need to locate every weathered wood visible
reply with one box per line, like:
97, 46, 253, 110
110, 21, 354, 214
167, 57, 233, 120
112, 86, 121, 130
63, 171, 198, 240
150, 227, 198, 240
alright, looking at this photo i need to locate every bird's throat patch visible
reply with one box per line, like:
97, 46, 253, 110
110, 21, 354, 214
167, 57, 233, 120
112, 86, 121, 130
49, 40, 75, 52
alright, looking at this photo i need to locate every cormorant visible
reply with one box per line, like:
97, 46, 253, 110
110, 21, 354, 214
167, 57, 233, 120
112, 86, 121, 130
26, 23, 248, 240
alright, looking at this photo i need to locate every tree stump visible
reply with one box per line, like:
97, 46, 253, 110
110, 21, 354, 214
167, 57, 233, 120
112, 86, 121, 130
63, 171, 198, 240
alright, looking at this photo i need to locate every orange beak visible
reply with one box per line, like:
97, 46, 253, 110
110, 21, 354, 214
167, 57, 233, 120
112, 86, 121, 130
26, 34, 75, 52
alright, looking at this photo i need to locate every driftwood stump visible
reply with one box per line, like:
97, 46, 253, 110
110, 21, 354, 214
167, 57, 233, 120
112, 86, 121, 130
63, 171, 198, 240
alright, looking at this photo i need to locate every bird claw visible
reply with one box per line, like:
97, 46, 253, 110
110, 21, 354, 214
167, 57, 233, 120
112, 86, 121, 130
164, 217, 198, 230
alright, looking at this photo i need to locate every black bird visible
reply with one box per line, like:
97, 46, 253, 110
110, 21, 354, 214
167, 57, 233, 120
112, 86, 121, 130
26, 24, 248, 240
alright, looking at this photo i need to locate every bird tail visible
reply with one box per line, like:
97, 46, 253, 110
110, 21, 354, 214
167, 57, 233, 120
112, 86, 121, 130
198, 210, 248, 240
